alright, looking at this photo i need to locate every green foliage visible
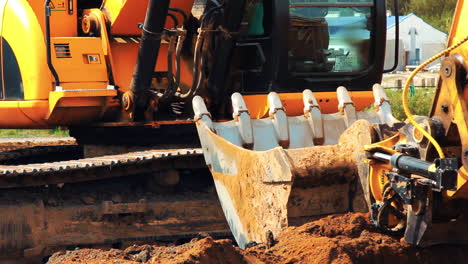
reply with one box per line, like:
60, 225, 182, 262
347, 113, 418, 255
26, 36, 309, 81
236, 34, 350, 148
387, 0, 412, 15
409, 0, 457, 33
385, 88, 436, 121
0, 128, 69, 137
387, 0, 457, 33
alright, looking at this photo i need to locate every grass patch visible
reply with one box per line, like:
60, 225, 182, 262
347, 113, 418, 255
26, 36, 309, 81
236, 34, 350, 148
384, 88, 436, 121
0, 127, 69, 138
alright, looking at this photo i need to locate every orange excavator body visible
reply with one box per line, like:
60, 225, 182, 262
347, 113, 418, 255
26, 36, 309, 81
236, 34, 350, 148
0, 0, 396, 261
0, 0, 382, 128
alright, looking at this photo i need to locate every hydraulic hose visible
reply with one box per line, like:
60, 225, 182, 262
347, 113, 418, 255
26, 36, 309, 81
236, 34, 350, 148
168, 7, 188, 24
177, 2, 224, 99
166, 12, 179, 28
166, 33, 176, 94
45, 0, 60, 87
130, 0, 170, 99
402, 35, 468, 158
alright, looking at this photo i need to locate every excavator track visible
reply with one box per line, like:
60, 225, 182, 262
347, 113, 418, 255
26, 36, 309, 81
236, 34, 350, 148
0, 147, 204, 188
0, 145, 82, 165
0, 145, 230, 263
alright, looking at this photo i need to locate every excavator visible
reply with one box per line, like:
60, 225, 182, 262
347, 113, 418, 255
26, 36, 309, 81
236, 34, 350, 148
195, 0, 468, 251
0, 0, 401, 262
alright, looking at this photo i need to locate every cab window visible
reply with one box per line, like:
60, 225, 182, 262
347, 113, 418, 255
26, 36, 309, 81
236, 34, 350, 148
1, 38, 24, 99
289, 0, 374, 74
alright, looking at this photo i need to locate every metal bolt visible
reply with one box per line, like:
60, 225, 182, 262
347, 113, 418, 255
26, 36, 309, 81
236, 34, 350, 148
444, 66, 452, 77
441, 105, 449, 113
122, 96, 129, 108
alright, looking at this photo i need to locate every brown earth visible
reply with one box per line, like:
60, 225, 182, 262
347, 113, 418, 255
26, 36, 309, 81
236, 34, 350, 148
46, 212, 468, 264
47, 237, 248, 264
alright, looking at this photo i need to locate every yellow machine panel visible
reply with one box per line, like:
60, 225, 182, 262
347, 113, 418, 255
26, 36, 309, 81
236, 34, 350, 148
27, 0, 77, 37
51, 37, 109, 87
3, 0, 52, 100
109, 40, 194, 94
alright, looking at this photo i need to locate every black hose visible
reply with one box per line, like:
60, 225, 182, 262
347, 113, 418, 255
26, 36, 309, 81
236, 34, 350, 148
177, 3, 224, 99
177, 29, 204, 99
166, 35, 176, 95
200, 1, 224, 26
193, 25, 212, 96
130, 0, 170, 98
166, 12, 179, 28
173, 32, 184, 93
45, 0, 60, 87
163, 10, 179, 91
168, 7, 188, 24
161, 31, 185, 100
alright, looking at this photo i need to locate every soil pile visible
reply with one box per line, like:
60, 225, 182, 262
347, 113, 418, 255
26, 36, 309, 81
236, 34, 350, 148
47, 236, 249, 264
245, 213, 468, 264
47, 213, 468, 264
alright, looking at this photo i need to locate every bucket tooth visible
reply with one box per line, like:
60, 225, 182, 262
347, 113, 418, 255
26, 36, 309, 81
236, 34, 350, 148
372, 84, 398, 126
192, 96, 216, 168
231, 93, 254, 149
337, 86, 357, 127
303, 89, 324, 145
193, 96, 214, 131
268, 92, 290, 148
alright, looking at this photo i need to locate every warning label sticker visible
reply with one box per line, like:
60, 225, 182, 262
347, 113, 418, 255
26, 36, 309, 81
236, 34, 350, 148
49, 0, 66, 11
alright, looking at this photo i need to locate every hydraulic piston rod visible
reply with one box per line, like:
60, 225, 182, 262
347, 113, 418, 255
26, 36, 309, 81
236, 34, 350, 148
371, 152, 458, 191
129, 0, 170, 119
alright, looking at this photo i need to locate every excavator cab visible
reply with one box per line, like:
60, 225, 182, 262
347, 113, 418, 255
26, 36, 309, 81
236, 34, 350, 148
289, 2, 372, 74
198, 0, 388, 119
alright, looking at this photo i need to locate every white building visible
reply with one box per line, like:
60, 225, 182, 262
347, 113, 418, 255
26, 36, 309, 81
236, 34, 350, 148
385, 13, 447, 71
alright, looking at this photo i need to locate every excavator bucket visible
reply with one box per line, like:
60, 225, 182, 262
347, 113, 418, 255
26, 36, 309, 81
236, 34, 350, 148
192, 84, 398, 248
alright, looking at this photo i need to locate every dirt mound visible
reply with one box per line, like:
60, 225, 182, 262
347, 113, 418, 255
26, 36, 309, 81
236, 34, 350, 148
47, 213, 468, 264
48, 236, 249, 264
246, 213, 468, 264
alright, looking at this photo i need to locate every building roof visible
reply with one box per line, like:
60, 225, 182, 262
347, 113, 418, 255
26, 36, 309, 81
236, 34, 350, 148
387, 13, 414, 29
386, 13, 447, 35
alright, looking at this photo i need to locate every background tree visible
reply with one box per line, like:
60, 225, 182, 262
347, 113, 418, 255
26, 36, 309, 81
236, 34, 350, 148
387, 0, 457, 33
410, 0, 457, 33
386, 0, 411, 15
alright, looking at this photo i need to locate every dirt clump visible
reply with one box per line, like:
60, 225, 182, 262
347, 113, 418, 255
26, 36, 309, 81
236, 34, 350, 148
47, 213, 468, 264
